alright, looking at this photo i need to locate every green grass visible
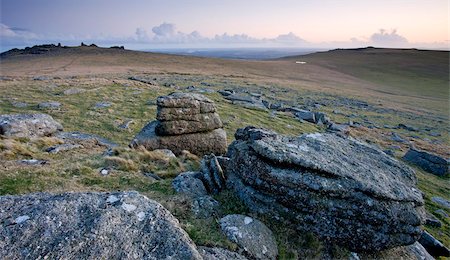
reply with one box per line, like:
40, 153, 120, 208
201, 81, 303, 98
0, 70, 449, 257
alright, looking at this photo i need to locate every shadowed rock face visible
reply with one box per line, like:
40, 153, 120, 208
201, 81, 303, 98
131, 93, 227, 156
226, 126, 425, 252
403, 148, 449, 177
0, 191, 202, 259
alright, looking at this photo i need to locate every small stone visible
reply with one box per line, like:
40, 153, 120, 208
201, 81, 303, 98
431, 197, 450, 209
100, 169, 109, 175
14, 215, 30, 224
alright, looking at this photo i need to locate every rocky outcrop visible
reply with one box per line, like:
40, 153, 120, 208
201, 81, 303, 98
220, 214, 278, 260
0, 191, 202, 259
226, 126, 425, 252
0, 113, 63, 138
403, 147, 449, 176
130, 93, 227, 156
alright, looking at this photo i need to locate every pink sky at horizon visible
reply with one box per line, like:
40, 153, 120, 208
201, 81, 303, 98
1, 0, 448, 49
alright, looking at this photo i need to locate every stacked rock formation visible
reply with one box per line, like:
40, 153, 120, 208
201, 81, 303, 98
130, 93, 227, 156
226, 126, 425, 252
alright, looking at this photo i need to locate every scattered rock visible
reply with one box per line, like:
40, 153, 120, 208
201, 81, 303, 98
20, 159, 47, 165
10, 101, 28, 108
0, 192, 202, 259
94, 102, 111, 109
218, 89, 235, 96
172, 171, 208, 197
131, 93, 227, 156
403, 148, 449, 176
327, 122, 350, 134
398, 123, 419, 132
220, 214, 278, 260
434, 209, 449, 218
392, 132, 407, 143
191, 195, 220, 218
33, 76, 51, 81
63, 88, 85, 95
294, 109, 315, 123
38, 101, 61, 109
118, 119, 133, 130
55, 131, 117, 149
198, 246, 248, 260
154, 149, 176, 158
418, 231, 450, 257
226, 126, 425, 252
224, 94, 267, 110
431, 196, 450, 209
425, 214, 442, 228
46, 143, 82, 154
128, 76, 157, 85
314, 112, 330, 125
0, 113, 63, 138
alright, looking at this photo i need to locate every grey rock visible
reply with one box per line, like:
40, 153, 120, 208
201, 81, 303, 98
33, 76, 51, 81
392, 132, 407, 143
294, 109, 315, 123
425, 214, 442, 228
418, 231, 450, 257
0, 191, 202, 259
128, 76, 157, 85
11, 101, 28, 108
191, 195, 220, 218
434, 209, 449, 217
359, 242, 433, 260
226, 126, 425, 252
398, 123, 419, 132
155, 113, 222, 135
63, 88, 85, 95
157, 107, 217, 121
431, 196, 450, 209
327, 122, 350, 134
172, 171, 208, 197
314, 112, 330, 125
0, 113, 63, 138
56, 131, 117, 149
94, 102, 111, 109
38, 101, 61, 109
198, 246, 247, 260
403, 148, 449, 176
46, 143, 82, 154
154, 149, 176, 158
118, 119, 133, 130
199, 154, 226, 194
224, 94, 267, 110
20, 159, 47, 165
218, 89, 235, 96
220, 214, 278, 260
157, 93, 215, 112
404, 242, 435, 260
130, 121, 227, 156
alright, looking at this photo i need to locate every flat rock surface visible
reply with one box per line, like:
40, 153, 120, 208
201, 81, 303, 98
198, 246, 248, 260
0, 191, 202, 259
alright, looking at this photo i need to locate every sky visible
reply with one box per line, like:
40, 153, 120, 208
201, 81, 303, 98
1, 0, 449, 51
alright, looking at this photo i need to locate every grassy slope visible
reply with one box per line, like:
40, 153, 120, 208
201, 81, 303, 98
0, 47, 449, 257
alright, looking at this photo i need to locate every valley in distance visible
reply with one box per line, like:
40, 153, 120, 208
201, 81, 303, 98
0, 43, 449, 259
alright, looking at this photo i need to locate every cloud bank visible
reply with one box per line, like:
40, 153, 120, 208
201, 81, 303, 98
0, 22, 447, 51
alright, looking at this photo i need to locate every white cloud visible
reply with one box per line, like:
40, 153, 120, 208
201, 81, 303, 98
274, 32, 306, 44
152, 23, 177, 37
370, 29, 408, 47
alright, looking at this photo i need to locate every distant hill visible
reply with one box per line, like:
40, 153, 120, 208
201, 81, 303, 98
282, 47, 449, 100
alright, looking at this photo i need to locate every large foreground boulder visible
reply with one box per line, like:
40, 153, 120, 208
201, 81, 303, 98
0, 191, 202, 259
0, 113, 63, 138
226, 126, 425, 252
131, 93, 227, 156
